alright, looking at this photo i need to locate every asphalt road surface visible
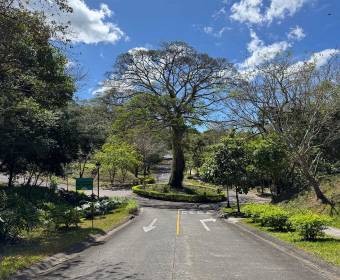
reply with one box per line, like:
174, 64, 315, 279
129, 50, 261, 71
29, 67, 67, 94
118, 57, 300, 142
37, 208, 336, 280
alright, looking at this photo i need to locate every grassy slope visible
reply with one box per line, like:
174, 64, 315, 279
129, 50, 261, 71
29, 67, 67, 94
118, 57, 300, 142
243, 219, 340, 266
0, 207, 130, 280
278, 174, 340, 228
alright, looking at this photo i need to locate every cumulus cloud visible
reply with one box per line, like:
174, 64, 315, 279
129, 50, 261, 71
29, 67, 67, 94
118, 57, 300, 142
230, 0, 309, 25
30, 0, 127, 44
64, 0, 128, 44
287, 25, 305, 40
239, 30, 290, 70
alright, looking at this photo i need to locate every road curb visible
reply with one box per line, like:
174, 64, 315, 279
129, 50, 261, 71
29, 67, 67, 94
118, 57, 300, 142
12, 211, 141, 280
221, 218, 340, 280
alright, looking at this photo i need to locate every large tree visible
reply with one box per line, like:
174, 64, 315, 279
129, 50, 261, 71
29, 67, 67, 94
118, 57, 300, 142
0, 5, 75, 186
104, 42, 236, 188
228, 55, 340, 205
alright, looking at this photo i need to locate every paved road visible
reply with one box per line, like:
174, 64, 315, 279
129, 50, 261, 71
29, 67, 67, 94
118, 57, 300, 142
36, 208, 336, 280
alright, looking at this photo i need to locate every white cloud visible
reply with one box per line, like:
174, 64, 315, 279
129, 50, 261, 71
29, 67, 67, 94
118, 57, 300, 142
31, 0, 127, 44
230, 0, 263, 24
307, 49, 339, 68
239, 30, 290, 70
202, 26, 229, 38
64, 0, 127, 44
287, 25, 305, 40
230, 0, 309, 25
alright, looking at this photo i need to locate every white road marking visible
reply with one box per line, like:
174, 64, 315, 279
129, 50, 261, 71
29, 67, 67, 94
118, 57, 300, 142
200, 218, 216, 231
143, 218, 157, 232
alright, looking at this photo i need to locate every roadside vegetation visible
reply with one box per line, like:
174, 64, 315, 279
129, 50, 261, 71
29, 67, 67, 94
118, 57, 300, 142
228, 203, 340, 266
0, 185, 137, 279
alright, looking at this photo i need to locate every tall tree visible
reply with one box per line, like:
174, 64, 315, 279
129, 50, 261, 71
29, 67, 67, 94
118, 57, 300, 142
0, 6, 75, 186
103, 42, 236, 188
228, 55, 340, 205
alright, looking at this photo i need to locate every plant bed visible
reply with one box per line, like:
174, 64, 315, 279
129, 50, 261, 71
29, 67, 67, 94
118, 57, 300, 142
132, 184, 226, 203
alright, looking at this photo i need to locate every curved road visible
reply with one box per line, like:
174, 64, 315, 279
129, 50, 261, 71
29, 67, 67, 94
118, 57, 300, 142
36, 207, 338, 280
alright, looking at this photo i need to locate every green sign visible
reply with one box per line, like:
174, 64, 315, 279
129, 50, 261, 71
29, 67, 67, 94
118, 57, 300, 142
76, 178, 93, 191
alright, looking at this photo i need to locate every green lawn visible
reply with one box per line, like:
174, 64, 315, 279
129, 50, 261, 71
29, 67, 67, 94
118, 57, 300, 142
243, 219, 340, 266
0, 207, 130, 280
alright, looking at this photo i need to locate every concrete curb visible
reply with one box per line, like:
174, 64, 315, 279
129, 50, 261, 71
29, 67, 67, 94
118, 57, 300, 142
12, 212, 141, 280
221, 218, 340, 280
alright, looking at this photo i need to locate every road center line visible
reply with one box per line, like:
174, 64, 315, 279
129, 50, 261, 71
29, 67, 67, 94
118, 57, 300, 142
176, 209, 181, 236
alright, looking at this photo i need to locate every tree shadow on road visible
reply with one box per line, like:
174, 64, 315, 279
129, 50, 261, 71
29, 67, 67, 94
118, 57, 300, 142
38, 260, 143, 280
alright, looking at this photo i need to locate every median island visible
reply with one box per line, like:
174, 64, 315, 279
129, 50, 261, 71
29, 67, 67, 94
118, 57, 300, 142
132, 181, 226, 203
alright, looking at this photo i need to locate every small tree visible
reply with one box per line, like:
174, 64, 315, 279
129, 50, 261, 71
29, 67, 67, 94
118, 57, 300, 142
95, 137, 140, 186
201, 134, 251, 212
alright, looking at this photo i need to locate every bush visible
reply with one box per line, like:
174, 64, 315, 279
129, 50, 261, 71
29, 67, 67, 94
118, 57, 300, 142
78, 197, 127, 219
259, 207, 290, 231
126, 200, 138, 215
43, 203, 81, 230
132, 185, 226, 203
242, 204, 272, 222
0, 192, 41, 242
242, 204, 290, 230
289, 213, 332, 240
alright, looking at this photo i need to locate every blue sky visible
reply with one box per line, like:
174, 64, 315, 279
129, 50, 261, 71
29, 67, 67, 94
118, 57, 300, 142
58, 0, 340, 99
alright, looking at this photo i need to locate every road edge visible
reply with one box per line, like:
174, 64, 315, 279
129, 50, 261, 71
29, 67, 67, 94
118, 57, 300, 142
222, 218, 340, 280
12, 211, 142, 280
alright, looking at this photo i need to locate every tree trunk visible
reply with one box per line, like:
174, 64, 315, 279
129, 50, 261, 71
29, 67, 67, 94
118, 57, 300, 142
226, 185, 231, 208
298, 159, 334, 206
235, 187, 240, 213
169, 127, 185, 188
8, 167, 14, 187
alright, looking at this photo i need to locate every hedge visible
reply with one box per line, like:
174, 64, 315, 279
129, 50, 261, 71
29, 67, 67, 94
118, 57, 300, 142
132, 185, 226, 203
242, 203, 333, 240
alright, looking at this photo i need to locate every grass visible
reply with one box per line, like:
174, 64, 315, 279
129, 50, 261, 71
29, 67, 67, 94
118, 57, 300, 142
243, 219, 340, 266
0, 206, 131, 280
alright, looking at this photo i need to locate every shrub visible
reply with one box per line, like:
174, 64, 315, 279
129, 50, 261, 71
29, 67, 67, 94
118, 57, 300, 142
43, 203, 81, 230
289, 213, 333, 240
126, 200, 138, 215
259, 207, 290, 231
79, 197, 127, 219
0, 192, 40, 242
242, 204, 272, 222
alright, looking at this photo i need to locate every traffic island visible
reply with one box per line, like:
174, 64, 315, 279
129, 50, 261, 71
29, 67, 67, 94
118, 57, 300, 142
132, 184, 226, 203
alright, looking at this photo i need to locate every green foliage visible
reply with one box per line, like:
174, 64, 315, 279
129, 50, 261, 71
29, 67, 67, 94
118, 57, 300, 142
132, 185, 226, 203
289, 213, 333, 240
140, 176, 156, 184
78, 197, 127, 219
0, 8, 76, 184
126, 200, 138, 215
42, 203, 81, 230
0, 191, 40, 241
95, 136, 141, 185
242, 203, 334, 240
